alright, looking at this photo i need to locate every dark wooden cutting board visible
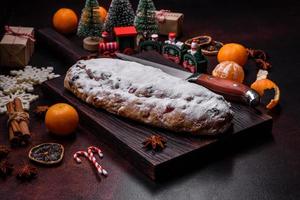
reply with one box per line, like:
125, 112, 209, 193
42, 53, 272, 180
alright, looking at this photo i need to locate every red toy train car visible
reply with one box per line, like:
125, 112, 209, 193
98, 26, 137, 56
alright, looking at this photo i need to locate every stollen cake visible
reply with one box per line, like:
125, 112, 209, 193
64, 58, 234, 135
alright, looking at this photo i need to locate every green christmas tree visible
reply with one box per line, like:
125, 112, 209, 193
77, 0, 103, 37
104, 0, 135, 33
134, 0, 158, 35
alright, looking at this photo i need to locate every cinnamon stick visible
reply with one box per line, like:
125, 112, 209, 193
6, 98, 31, 146
6, 101, 20, 145
14, 98, 31, 140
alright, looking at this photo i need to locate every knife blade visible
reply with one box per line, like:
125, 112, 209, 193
115, 53, 260, 107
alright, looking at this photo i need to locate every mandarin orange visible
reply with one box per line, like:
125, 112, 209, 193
212, 61, 245, 83
45, 103, 79, 135
217, 43, 248, 66
97, 7, 108, 22
53, 8, 78, 34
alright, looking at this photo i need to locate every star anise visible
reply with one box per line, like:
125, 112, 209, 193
0, 145, 10, 160
34, 105, 49, 116
143, 135, 167, 151
16, 164, 37, 181
0, 160, 13, 178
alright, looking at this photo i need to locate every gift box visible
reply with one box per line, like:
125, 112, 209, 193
0, 26, 35, 67
155, 10, 184, 36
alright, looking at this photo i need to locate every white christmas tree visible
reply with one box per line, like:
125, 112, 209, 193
104, 0, 135, 33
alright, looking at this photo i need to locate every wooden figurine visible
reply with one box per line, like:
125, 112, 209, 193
101, 31, 109, 42
182, 40, 208, 73
139, 34, 162, 53
162, 32, 187, 64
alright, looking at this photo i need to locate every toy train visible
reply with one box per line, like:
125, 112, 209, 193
98, 26, 137, 56
139, 33, 208, 73
98, 27, 207, 74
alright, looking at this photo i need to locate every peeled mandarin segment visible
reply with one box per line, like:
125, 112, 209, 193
250, 79, 280, 109
212, 61, 245, 83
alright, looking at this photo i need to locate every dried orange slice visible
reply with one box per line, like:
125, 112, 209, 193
29, 143, 64, 165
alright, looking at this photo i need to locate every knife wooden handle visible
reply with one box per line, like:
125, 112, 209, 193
195, 74, 260, 106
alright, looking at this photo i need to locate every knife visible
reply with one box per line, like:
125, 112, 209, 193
115, 53, 260, 107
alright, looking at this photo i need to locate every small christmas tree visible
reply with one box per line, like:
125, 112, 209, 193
104, 0, 135, 33
77, 0, 103, 38
134, 0, 158, 36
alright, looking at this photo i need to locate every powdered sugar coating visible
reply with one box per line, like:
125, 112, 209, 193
65, 58, 233, 135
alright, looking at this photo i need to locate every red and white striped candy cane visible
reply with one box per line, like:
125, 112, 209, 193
88, 152, 108, 176
88, 146, 103, 158
73, 147, 108, 176
88, 146, 108, 176
73, 150, 89, 163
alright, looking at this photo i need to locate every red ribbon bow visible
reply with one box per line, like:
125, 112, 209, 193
4, 26, 35, 42
155, 10, 170, 23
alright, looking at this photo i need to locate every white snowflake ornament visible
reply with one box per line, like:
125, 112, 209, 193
10, 66, 60, 84
0, 65, 60, 114
0, 90, 39, 114
0, 75, 34, 94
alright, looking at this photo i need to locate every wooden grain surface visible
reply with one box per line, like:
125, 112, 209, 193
42, 53, 272, 180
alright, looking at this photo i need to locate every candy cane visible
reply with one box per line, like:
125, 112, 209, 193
73, 150, 89, 163
73, 147, 108, 176
88, 146, 103, 158
88, 152, 108, 176
88, 146, 108, 176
